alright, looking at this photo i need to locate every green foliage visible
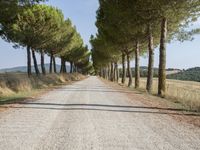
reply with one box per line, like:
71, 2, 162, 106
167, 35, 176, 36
0, 0, 46, 35
92, 0, 200, 77
1, 2, 91, 75
1, 0, 200, 77
2, 4, 64, 50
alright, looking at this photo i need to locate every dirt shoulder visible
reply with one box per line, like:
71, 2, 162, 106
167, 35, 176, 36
100, 78, 200, 127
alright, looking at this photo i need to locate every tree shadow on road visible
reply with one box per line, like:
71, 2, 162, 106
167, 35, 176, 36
54, 89, 142, 94
1, 102, 200, 117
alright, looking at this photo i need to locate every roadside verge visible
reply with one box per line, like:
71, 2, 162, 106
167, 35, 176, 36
0, 73, 85, 105
100, 77, 200, 127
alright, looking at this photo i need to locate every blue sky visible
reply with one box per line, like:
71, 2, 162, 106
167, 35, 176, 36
0, 0, 199, 69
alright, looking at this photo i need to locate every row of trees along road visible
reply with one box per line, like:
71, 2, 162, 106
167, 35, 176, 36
91, 0, 200, 97
0, 0, 93, 76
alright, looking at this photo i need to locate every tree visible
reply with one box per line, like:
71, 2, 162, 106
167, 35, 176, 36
94, 0, 200, 97
155, 0, 200, 97
0, 0, 45, 36
95, 0, 148, 87
2, 4, 64, 76
95, 0, 131, 84
42, 19, 74, 74
90, 32, 121, 81
73, 46, 92, 74
58, 26, 84, 73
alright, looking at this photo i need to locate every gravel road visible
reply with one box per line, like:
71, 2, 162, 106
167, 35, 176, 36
0, 76, 200, 150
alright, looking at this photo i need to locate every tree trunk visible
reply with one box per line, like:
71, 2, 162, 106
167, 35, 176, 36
63, 60, 67, 73
60, 58, 63, 73
53, 56, 57, 73
110, 62, 114, 81
49, 52, 53, 74
102, 68, 105, 79
60, 57, 64, 73
27, 46, 31, 77
99, 68, 102, 77
74, 65, 76, 73
75, 65, 78, 73
41, 50, 46, 75
73, 64, 76, 73
121, 52, 126, 84
135, 41, 140, 89
127, 54, 132, 87
108, 64, 111, 80
32, 50, 40, 75
70, 61, 73, 73
104, 68, 107, 79
115, 62, 119, 83
146, 25, 154, 93
113, 63, 116, 82
106, 68, 108, 79
101, 68, 103, 77
158, 17, 167, 97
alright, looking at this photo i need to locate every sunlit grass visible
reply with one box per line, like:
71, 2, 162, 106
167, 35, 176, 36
0, 90, 44, 104
121, 78, 200, 112
0, 73, 84, 104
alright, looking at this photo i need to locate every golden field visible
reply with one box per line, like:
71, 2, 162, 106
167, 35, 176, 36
122, 78, 200, 112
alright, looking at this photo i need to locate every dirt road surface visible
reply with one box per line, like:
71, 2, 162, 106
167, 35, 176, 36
0, 76, 200, 150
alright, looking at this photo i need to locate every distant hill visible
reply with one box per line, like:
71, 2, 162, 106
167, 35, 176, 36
118, 66, 181, 77
167, 67, 200, 82
0, 64, 70, 73
120, 66, 200, 82
130, 66, 181, 77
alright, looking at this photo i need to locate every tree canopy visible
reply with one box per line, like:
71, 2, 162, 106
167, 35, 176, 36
1, 1, 92, 76
91, 0, 200, 96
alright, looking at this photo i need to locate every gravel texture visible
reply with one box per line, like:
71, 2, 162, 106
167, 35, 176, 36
0, 76, 200, 150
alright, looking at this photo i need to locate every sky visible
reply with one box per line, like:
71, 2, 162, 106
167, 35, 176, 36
0, 0, 199, 69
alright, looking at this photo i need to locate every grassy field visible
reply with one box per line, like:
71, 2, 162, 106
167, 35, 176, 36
121, 78, 200, 112
0, 73, 85, 104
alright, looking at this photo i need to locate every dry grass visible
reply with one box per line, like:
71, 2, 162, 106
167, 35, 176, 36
0, 73, 85, 104
121, 78, 200, 112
